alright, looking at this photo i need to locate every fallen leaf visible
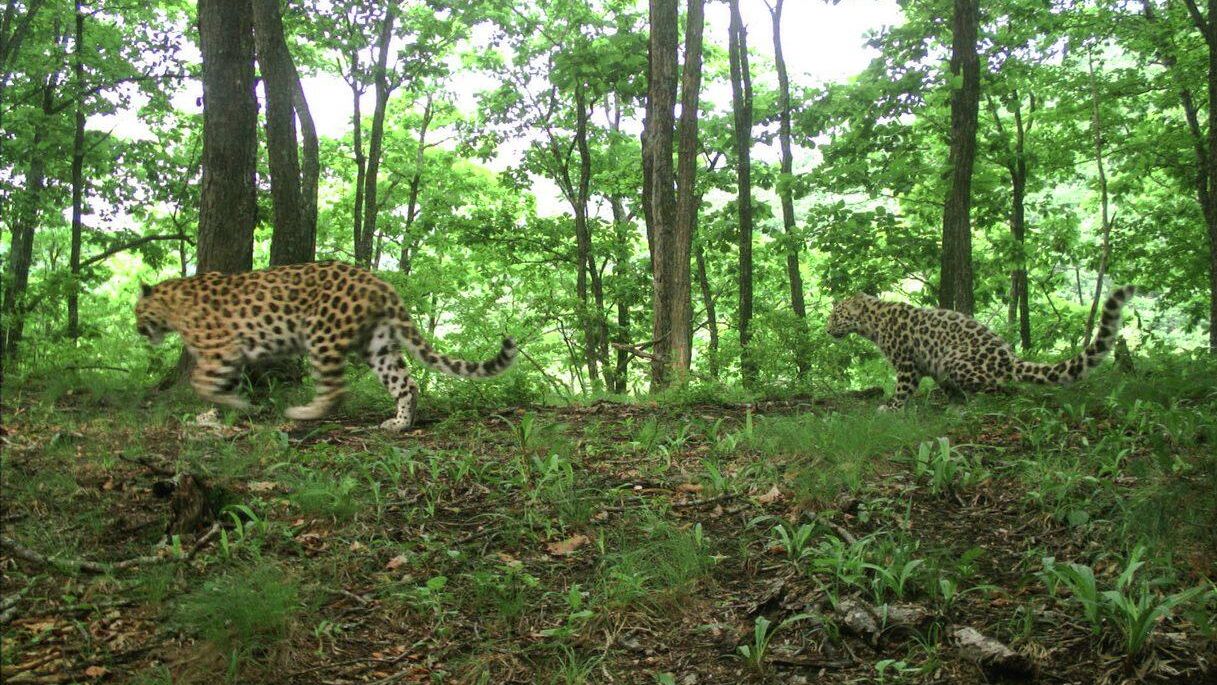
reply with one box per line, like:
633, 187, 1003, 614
757, 485, 783, 505
248, 481, 277, 493
386, 554, 409, 570
349, 541, 366, 552
546, 534, 589, 557
675, 483, 703, 494
84, 665, 108, 678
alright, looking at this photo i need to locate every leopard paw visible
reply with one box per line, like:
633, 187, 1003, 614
379, 417, 412, 432
285, 404, 331, 421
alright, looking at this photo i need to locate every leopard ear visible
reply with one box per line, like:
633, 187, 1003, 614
140, 282, 153, 297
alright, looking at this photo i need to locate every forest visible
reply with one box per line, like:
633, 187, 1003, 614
1, 0, 1216, 682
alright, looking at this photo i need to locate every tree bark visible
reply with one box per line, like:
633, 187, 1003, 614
253, 0, 309, 266
643, 0, 679, 390
196, 0, 257, 275
67, 0, 85, 339
669, 0, 705, 383
767, 0, 810, 377
356, 5, 397, 267
728, 0, 757, 385
609, 193, 632, 393
988, 92, 1033, 351
938, 0, 979, 315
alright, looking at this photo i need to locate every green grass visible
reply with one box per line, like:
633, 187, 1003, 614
174, 561, 300, 656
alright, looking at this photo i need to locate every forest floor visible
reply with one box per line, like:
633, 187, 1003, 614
2, 359, 1216, 685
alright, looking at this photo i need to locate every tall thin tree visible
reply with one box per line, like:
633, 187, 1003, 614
728, 0, 756, 385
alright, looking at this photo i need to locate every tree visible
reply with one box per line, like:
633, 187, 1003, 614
939, 0, 979, 315
728, 0, 756, 385
765, 0, 810, 378
1181, 0, 1217, 353
196, 0, 257, 274
253, 0, 314, 265
642, 0, 678, 389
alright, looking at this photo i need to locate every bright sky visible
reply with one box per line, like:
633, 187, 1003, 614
96, 1, 905, 218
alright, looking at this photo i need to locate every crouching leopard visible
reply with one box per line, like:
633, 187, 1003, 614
826, 286, 1135, 410
135, 261, 516, 431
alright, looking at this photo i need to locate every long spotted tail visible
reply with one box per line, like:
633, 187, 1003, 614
1013, 285, 1135, 385
393, 316, 516, 378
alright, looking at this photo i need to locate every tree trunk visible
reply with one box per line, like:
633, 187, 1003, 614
292, 76, 319, 259
67, 0, 85, 339
1, 74, 55, 367
350, 63, 366, 257
572, 84, 600, 388
609, 193, 632, 393
196, 0, 257, 275
767, 0, 810, 378
938, 0, 979, 315
253, 0, 308, 266
669, 0, 705, 383
400, 95, 433, 269
1084, 53, 1114, 346
643, 0, 679, 390
728, 0, 756, 385
357, 5, 397, 267
1180, 0, 1217, 352
695, 243, 719, 380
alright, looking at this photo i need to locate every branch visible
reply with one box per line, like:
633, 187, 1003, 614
80, 233, 193, 269
1182, 0, 1213, 47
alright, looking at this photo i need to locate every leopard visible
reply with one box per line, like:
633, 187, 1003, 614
826, 285, 1135, 410
135, 260, 517, 431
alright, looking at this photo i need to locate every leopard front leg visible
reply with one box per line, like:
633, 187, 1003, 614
190, 349, 250, 411
881, 359, 921, 411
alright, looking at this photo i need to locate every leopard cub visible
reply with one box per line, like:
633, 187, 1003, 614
827, 286, 1134, 409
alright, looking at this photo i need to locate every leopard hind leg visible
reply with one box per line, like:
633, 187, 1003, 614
363, 320, 419, 432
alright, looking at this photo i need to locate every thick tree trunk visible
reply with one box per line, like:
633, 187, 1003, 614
357, 5, 397, 267
67, 0, 84, 339
643, 0, 679, 390
767, 0, 810, 378
938, 0, 979, 315
669, 0, 705, 383
253, 0, 308, 266
196, 0, 257, 275
728, 0, 756, 385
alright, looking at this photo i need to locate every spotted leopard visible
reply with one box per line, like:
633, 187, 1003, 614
135, 261, 516, 431
826, 286, 1135, 409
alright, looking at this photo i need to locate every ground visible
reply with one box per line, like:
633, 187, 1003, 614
2, 358, 1216, 685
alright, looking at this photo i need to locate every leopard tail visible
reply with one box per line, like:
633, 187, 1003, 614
1012, 285, 1135, 385
392, 314, 516, 379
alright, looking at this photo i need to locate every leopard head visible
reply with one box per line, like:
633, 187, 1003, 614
134, 282, 172, 345
826, 293, 872, 338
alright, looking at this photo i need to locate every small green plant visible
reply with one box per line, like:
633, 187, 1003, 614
767, 520, 817, 566
736, 613, 812, 673
174, 562, 299, 657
